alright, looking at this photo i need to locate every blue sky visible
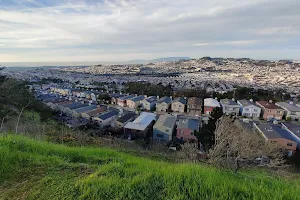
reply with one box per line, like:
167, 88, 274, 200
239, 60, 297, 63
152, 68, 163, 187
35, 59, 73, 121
0, 0, 300, 63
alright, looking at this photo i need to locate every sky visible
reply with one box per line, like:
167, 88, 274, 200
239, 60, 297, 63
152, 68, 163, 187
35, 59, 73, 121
0, 0, 300, 64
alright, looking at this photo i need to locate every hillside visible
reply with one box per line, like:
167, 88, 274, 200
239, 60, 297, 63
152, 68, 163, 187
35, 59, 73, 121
1, 134, 300, 200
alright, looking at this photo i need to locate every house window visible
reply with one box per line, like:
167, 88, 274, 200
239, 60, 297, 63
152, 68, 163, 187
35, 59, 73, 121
166, 129, 169, 132
276, 110, 281, 114
254, 109, 257, 112
287, 143, 293, 146
245, 108, 249, 111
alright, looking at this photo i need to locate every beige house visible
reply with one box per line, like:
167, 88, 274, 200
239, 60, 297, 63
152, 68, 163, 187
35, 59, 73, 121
171, 97, 187, 113
156, 97, 172, 112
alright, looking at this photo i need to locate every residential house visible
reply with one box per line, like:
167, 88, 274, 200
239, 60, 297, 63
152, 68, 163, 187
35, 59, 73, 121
204, 98, 220, 115
156, 97, 172, 112
110, 94, 125, 105
114, 112, 136, 129
81, 105, 107, 120
237, 99, 261, 118
171, 97, 187, 113
126, 95, 145, 109
141, 96, 157, 111
254, 122, 297, 155
220, 98, 240, 116
117, 95, 135, 107
124, 112, 157, 138
176, 118, 200, 142
187, 97, 202, 115
153, 115, 177, 141
282, 122, 300, 148
256, 101, 284, 120
61, 102, 89, 116
93, 110, 119, 128
71, 104, 98, 118
275, 102, 300, 120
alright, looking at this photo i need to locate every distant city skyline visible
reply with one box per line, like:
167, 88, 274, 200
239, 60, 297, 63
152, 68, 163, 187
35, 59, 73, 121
1, 0, 300, 63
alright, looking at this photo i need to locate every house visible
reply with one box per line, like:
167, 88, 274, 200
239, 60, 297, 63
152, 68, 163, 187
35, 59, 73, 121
171, 97, 187, 113
114, 112, 136, 129
187, 97, 202, 115
281, 122, 300, 148
61, 102, 89, 116
124, 112, 157, 138
237, 99, 261, 119
256, 101, 284, 120
71, 104, 98, 118
275, 102, 300, 120
156, 97, 172, 112
220, 98, 240, 116
204, 98, 220, 115
254, 122, 297, 155
153, 115, 177, 142
126, 95, 145, 109
93, 110, 119, 128
110, 93, 125, 105
117, 95, 135, 107
141, 96, 157, 111
81, 105, 107, 119
176, 118, 199, 142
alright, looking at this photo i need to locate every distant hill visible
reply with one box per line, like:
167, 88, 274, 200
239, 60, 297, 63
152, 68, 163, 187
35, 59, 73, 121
129, 57, 191, 64
1, 134, 300, 199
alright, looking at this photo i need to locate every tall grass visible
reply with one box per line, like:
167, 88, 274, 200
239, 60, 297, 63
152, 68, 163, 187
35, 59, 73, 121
1, 133, 299, 200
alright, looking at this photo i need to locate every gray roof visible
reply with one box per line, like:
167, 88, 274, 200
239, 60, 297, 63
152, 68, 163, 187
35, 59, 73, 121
154, 115, 177, 129
282, 123, 300, 138
256, 123, 297, 142
117, 113, 136, 123
157, 96, 172, 104
119, 95, 135, 100
276, 102, 300, 112
129, 95, 145, 102
237, 99, 255, 107
73, 105, 97, 113
220, 98, 238, 106
63, 103, 88, 109
98, 111, 118, 120
145, 96, 157, 103
172, 97, 187, 104
177, 118, 199, 131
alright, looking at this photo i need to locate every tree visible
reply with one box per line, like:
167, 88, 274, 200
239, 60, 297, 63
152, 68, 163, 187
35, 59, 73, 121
210, 107, 223, 120
209, 116, 287, 174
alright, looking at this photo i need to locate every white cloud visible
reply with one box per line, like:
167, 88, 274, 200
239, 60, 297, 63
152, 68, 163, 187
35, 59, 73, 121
0, 0, 299, 62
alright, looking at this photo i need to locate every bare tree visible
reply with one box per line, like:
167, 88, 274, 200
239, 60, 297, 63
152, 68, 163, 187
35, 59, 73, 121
209, 116, 287, 173
15, 100, 32, 134
176, 143, 199, 162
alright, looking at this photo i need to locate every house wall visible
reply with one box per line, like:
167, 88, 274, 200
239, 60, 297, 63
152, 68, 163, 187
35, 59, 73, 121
187, 105, 202, 115
153, 129, 172, 141
261, 108, 284, 120
204, 106, 214, 115
117, 99, 126, 107
222, 105, 239, 115
176, 128, 198, 142
127, 100, 140, 109
171, 102, 185, 113
269, 138, 297, 151
156, 103, 169, 112
240, 105, 261, 118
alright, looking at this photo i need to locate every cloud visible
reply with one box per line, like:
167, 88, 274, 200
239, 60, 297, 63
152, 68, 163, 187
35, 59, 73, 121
0, 0, 300, 62
193, 40, 257, 46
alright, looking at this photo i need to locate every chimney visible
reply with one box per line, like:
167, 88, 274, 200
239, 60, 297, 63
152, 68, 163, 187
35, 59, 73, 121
81, 101, 85, 104
249, 99, 253, 102
157, 95, 159, 100
170, 96, 173, 100
289, 101, 294, 105
231, 98, 235, 101
144, 95, 147, 98
215, 97, 218, 100
269, 100, 273, 103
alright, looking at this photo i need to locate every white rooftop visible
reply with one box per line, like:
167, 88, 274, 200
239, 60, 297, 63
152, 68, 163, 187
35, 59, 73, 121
204, 98, 220, 107
124, 112, 157, 131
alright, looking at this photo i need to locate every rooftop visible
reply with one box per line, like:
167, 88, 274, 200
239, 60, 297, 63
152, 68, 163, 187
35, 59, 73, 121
276, 102, 300, 112
256, 101, 281, 109
187, 97, 202, 105
154, 114, 177, 129
128, 95, 145, 102
73, 105, 98, 113
172, 97, 187, 104
282, 122, 300, 138
117, 112, 136, 123
237, 99, 255, 107
98, 110, 119, 120
204, 98, 220, 107
157, 96, 172, 104
124, 112, 157, 131
177, 118, 199, 131
119, 95, 135, 101
255, 123, 297, 142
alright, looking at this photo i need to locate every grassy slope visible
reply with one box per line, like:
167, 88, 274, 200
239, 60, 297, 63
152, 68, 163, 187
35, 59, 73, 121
1, 134, 300, 200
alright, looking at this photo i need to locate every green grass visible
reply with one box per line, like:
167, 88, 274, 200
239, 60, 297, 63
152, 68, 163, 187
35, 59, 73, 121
1, 134, 300, 200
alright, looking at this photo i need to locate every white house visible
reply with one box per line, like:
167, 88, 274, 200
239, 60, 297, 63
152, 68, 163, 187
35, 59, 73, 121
237, 99, 261, 119
220, 98, 240, 116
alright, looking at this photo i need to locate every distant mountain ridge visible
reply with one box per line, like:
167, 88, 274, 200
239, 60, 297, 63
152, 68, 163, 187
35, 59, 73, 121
128, 57, 191, 64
